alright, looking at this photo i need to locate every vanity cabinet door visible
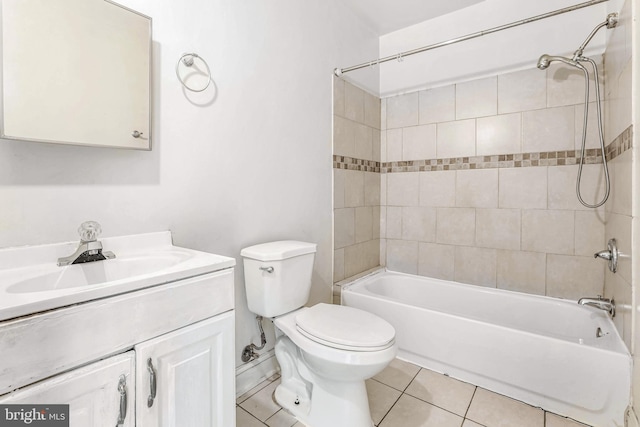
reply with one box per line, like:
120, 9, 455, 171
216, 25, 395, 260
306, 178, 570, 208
135, 311, 235, 427
0, 351, 135, 427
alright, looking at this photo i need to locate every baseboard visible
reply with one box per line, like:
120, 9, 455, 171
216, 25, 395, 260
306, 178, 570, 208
235, 349, 279, 398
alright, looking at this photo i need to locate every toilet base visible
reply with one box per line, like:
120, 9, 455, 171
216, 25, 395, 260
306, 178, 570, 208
274, 335, 374, 427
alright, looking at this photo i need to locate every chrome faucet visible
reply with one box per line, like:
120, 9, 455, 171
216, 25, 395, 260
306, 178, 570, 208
578, 295, 615, 317
594, 238, 618, 273
57, 221, 116, 266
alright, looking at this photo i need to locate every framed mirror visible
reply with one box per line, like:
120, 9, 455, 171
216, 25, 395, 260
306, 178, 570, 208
1, 0, 152, 150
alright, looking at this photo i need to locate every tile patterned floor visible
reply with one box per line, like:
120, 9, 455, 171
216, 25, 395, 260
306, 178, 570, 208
236, 358, 592, 427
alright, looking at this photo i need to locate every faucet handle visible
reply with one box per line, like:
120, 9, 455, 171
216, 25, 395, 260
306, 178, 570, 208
78, 221, 102, 242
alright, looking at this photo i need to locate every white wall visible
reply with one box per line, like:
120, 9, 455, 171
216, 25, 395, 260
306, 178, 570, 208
0, 0, 378, 368
374, 0, 609, 96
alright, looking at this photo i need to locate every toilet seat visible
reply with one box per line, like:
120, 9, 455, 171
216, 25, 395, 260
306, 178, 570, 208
295, 304, 395, 351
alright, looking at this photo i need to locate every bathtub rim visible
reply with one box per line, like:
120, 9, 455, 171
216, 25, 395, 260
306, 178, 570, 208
341, 268, 629, 356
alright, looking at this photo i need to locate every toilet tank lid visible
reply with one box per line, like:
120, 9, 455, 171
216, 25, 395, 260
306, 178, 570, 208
241, 241, 317, 261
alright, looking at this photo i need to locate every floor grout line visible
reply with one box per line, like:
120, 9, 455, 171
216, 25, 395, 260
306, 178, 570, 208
240, 359, 591, 427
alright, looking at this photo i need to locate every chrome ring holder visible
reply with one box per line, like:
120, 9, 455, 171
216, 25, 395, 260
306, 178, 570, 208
175, 52, 212, 92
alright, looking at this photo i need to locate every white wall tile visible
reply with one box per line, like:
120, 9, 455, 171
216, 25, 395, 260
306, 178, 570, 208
402, 207, 437, 242
419, 85, 455, 124
575, 211, 605, 257
380, 174, 387, 205
419, 171, 456, 207
333, 115, 355, 157
456, 76, 497, 119
418, 243, 455, 280
355, 206, 373, 243
575, 102, 604, 150
456, 169, 498, 208
344, 240, 380, 278
364, 171, 380, 207
546, 254, 604, 299
548, 164, 606, 211
436, 208, 475, 246
354, 123, 373, 160
380, 98, 387, 131
386, 92, 419, 129
403, 124, 436, 160
386, 129, 403, 162
476, 113, 521, 156
386, 239, 418, 274
454, 246, 497, 287
364, 91, 381, 129
379, 239, 387, 267
437, 119, 476, 158
387, 172, 419, 206
379, 207, 387, 239
334, 208, 355, 249
334, 169, 345, 209
523, 106, 575, 152
333, 248, 345, 282
611, 150, 632, 216
372, 130, 381, 162
605, 212, 632, 285
496, 250, 546, 295
499, 167, 547, 209
372, 207, 381, 239
615, 57, 633, 139
522, 210, 574, 255
476, 209, 521, 250
547, 59, 602, 108
344, 82, 365, 123
609, 274, 632, 350
344, 170, 365, 207
498, 68, 546, 114
333, 77, 345, 118
386, 206, 402, 239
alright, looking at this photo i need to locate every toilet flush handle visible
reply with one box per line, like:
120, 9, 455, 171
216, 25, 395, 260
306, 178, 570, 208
260, 266, 274, 273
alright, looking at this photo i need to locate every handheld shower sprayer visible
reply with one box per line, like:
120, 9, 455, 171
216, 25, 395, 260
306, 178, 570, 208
536, 12, 618, 209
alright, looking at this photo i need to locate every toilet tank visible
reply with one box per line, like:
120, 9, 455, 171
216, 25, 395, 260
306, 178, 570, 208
241, 241, 317, 318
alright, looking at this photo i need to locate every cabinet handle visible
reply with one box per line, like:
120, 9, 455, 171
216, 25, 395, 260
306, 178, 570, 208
115, 375, 127, 427
147, 358, 157, 408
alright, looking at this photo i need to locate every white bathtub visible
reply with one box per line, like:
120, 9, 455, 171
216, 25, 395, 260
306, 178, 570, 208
342, 270, 631, 427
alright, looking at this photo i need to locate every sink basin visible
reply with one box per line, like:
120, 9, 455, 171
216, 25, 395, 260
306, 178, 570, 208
0, 231, 235, 321
7, 252, 193, 293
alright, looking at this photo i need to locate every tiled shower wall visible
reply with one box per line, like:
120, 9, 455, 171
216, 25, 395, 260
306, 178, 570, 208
333, 79, 381, 285
378, 60, 611, 300
603, 0, 633, 351
334, 55, 632, 308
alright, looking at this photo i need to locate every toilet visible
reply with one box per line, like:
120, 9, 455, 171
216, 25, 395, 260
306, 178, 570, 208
241, 241, 397, 427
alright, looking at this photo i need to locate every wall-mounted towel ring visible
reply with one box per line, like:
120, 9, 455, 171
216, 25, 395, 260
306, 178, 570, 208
176, 53, 212, 92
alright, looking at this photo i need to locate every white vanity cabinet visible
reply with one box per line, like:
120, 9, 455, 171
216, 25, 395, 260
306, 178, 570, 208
135, 312, 234, 427
0, 352, 135, 427
0, 257, 235, 427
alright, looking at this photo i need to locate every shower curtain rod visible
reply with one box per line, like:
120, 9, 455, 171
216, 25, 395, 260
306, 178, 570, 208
334, 0, 609, 76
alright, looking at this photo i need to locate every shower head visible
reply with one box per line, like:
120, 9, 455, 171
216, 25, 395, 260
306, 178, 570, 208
536, 54, 580, 70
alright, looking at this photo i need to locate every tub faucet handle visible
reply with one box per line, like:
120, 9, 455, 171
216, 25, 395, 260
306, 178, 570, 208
594, 238, 618, 273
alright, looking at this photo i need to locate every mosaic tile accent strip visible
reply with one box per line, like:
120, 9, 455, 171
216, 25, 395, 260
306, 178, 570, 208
606, 125, 633, 161
333, 156, 380, 172
333, 125, 633, 173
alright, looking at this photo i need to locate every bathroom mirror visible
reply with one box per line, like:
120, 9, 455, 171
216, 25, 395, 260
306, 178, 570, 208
1, 0, 152, 149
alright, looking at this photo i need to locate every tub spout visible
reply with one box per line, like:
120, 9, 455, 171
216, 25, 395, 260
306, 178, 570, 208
578, 296, 615, 317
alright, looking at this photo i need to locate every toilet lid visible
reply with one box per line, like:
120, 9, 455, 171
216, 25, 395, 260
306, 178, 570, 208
295, 304, 395, 351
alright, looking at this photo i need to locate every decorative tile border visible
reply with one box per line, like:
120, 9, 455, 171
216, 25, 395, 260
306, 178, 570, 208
333, 157, 380, 172
606, 125, 633, 161
333, 125, 633, 173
